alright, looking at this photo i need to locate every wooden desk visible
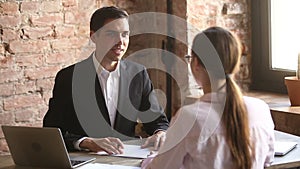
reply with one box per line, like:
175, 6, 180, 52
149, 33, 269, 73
0, 139, 142, 169
270, 107, 300, 137
0, 131, 300, 169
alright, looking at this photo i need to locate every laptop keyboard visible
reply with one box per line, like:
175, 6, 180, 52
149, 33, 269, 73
71, 160, 86, 166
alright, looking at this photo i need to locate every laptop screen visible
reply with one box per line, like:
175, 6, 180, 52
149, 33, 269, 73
2, 125, 95, 168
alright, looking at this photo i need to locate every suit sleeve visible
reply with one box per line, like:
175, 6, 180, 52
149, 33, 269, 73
137, 69, 169, 135
43, 68, 82, 151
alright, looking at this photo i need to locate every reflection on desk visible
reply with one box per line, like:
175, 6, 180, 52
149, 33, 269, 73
0, 131, 299, 169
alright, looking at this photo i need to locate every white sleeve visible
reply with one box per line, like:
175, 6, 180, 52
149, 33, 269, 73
73, 137, 88, 150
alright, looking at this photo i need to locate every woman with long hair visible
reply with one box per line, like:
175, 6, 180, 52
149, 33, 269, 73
142, 27, 275, 169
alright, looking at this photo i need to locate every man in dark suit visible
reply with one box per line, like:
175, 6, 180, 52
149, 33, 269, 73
43, 6, 169, 154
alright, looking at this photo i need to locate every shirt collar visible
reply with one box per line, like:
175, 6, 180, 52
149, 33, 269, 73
200, 92, 226, 103
92, 52, 120, 77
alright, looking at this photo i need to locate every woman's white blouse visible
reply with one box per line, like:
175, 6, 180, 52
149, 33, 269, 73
143, 94, 275, 169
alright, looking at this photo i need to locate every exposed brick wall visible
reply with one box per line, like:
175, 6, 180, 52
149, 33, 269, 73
0, 0, 251, 155
187, 0, 251, 91
0, 0, 102, 155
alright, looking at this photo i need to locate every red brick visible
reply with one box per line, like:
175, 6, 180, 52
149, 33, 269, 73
75, 48, 94, 61
0, 112, 14, 124
46, 50, 75, 64
23, 26, 54, 39
62, 0, 76, 7
206, 4, 218, 16
3, 94, 43, 111
15, 53, 43, 67
15, 109, 35, 122
0, 68, 23, 83
51, 37, 88, 50
0, 44, 5, 54
26, 122, 43, 127
65, 10, 90, 25
188, 16, 206, 30
10, 40, 50, 53
223, 16, 241, 29
0, 127, 4, 138
226, 3, 246, 15
189, 3, 217, 16
0, 83, 14, 96
226, 0, 242, 2
30, 13, 63, 26
37, 78, 55, 91
0, 1, 19, 15
55, 25, 76, 38
78, 0, 96, 10
116, 0, 134, 10
0, 138, 9, 153
233, 29, 248, 41
24, 66, 60, 80
0, 55, 14, 69
76, 25, 89, 37
42, 90, 52, 104
0, 15, 21, 28
206, 18, 217, 26
38, 105, 48, 119
2, 28, 19, 42
100, 0, 116, 7
15, 80, 36, 95
41, 1, 61, 13
20, 1, 40, 13
188, 1, 204, 15
0, 100, 3, 113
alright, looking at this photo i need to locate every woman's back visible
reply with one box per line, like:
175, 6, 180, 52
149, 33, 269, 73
144, 94, 274, 169
142, 27, 275, 169
176, 95, 275, 169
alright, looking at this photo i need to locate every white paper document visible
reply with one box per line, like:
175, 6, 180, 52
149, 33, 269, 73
94, 144, 153, 159
79, 163, 141, 169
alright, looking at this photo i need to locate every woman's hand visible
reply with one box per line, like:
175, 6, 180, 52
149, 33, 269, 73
141, 130, 166, 150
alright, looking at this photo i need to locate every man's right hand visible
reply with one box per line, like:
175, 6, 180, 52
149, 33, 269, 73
79, 137, 124, 154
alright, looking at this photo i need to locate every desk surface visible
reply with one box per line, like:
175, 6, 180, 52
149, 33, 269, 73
268, 131, 300, 169
0, 131, 299, 169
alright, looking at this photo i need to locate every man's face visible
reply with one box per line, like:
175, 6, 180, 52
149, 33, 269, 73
91, 18, 130, 62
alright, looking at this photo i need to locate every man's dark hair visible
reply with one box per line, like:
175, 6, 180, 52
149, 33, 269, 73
90, 6, 129, 32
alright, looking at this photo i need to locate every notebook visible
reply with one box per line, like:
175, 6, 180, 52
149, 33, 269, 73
2, 125, 95, 168
274, 141, 298, 156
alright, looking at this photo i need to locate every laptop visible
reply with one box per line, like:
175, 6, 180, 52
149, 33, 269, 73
274, 141, 298, 156
2, 125, 95, 168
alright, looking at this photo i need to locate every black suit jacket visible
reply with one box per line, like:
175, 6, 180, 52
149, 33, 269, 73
43, 56, 169, 151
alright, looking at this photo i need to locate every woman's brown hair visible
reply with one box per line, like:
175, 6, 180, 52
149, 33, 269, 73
192, 27, 252, 169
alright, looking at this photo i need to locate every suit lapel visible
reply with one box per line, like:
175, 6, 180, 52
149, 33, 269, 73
72, 55, 113, 137
95, 77, 111, 126
114, 61, 138, 131
114, 61, 128, 129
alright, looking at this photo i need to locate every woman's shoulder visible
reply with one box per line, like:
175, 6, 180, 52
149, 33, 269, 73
180, 101, 210, 115
171, 101, 211, 126
243, 96, 274, 128
243, 96, 269, 109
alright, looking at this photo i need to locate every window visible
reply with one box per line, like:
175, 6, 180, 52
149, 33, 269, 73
271, 0, 300, 71
251, 0, 297, 93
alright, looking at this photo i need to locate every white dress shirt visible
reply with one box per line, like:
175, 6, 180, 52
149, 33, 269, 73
74, 52, 120, 150
142, 93, 275, 169
92, 52, 120, 127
